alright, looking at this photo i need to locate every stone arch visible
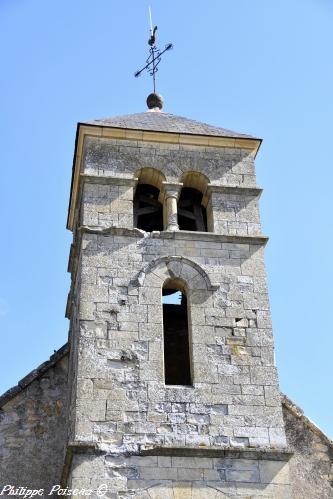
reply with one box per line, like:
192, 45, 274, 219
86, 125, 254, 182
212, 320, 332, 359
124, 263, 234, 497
135, 167, 166, 191
180, 170, 209, 199
138, 256, 219, 291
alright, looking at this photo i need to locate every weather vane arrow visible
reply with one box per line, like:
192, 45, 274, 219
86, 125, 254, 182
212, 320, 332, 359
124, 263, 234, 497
134, 7, 173, 95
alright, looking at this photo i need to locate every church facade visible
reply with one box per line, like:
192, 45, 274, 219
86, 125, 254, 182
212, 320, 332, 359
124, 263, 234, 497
0, 98, 332, 498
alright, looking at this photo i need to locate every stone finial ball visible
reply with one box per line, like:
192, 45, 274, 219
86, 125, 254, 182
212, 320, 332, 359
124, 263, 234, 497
146, 93, 164, 110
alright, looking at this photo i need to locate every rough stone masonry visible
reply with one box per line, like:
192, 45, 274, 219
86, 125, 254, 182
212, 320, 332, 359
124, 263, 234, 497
65, 112, 292, 497
0, 110, 332, 498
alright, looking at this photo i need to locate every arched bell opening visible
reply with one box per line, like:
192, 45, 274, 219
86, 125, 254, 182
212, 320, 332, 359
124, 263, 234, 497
178, 171, 210, 232
133, 183, 163, 231
177, 187, 208, 232
162, 280, 192, 386
133, 168, 165, 232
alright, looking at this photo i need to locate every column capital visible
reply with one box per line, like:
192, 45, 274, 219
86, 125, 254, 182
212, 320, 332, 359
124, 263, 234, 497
160, 181, 183, 202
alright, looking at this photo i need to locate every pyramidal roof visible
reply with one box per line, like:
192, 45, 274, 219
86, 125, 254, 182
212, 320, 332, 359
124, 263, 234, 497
83, 111, 257, 140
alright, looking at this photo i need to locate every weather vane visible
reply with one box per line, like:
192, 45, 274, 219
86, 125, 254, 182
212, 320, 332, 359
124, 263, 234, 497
134, 7, 173, 95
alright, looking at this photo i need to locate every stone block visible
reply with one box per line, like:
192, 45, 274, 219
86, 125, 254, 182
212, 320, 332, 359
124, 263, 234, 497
250, 366, 278, 385
192, 484, 225, 498
203, 468, 223, 480
147, 484, 175, 499
259, 460, 290, 484
79, 301, 96, 320
91, 477, 127, 492
163, 433, 186, 446
168, 413, 186, 423
139, 466, 177, 480
81, 284, 109, 303
187, 413, 210, 425
191, 325, 215, 343
177, 468, 204, 480
147, 305, 163, 323
172, 483, 192, 499
77, 378, 94, 398
71, 455, 105, 479
185, 434, 211, 446
158, 456, 171, 467
76, 399, 106, 422
241, 385, 264, 395
128, 455, 158, 467
139, 323, 163, 341
194, 364, 219, 383
230, 436, 249, 447
225, 468, 260, 482
234, 426, 269, 440
172, 457, 213, 469
256, 310, 273, 328
269, 427, 287, 447
139, 287, 162, 305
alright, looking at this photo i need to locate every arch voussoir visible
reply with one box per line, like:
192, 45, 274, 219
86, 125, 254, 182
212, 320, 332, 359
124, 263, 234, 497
138, 255, 218, 292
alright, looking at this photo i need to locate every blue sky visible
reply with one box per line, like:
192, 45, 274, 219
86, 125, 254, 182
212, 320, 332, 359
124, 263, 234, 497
0, 0, 332, 437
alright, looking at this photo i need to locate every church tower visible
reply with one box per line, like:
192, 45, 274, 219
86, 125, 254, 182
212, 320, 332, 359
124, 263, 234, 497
64, 93, 292, 497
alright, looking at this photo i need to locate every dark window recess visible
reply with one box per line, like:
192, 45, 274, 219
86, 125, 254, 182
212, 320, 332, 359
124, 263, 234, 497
162, 288, 192, 385
133, 184, 163, 231
177, 187, 207, 232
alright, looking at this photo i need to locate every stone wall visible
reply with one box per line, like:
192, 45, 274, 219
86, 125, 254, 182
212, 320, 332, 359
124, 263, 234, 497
0, 349, 68, 491
68, 449, 291, 498
79, 137, 261, 237
68, 229, 287, 452
65, 132, 291, 496
209, 188, 262, 236
282, 396, 333, 499
83, 137, 257, 187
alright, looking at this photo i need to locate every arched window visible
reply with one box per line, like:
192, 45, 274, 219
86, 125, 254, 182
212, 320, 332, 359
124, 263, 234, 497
178, 172, 210, 232
133, 168, 165, 232
133, 184, 163, 231
162, 281, 192, 386
177, 187, 207, 231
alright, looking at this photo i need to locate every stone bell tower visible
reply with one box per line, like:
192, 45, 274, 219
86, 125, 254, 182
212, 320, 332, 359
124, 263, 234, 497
64, 94, 292, 497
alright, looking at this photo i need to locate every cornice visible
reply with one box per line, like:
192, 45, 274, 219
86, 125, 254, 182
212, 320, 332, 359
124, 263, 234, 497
76, 225, 268, 246
140, 446, 293, 461
81, 174, 138, 186
207, 184, 263, 198
78, 123, 261, 150
60, 440, 292, 486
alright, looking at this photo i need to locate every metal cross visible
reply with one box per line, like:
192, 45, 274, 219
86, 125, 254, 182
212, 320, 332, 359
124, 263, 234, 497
134, 13, 173, 93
